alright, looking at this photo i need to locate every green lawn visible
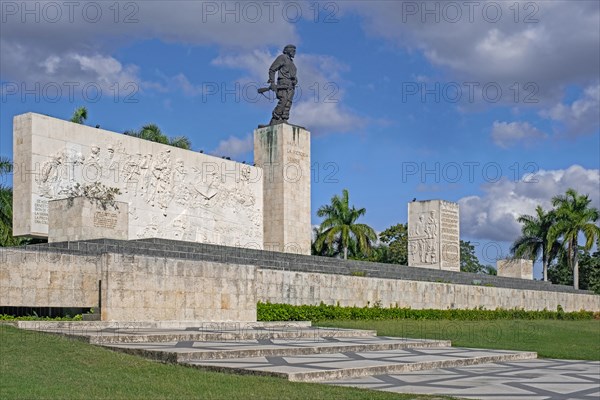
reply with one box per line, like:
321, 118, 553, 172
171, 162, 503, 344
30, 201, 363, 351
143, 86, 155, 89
0, 324, 454, 400
318, 319, 600, 360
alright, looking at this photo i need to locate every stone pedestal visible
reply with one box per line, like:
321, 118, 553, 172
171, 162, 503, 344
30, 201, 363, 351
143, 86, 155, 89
408, 200, 460, 271
48, 197, 128, 242
254, 124, 311, 254
497, 259, 533, 280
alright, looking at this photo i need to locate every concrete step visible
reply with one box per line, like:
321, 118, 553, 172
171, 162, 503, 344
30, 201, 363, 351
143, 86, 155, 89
20, 324, 376, 345
182, 347, 538, 382
105, 336, 452, 362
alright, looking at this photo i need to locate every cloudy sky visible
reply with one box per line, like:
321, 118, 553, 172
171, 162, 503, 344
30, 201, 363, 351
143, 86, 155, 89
1, 1, 599, 275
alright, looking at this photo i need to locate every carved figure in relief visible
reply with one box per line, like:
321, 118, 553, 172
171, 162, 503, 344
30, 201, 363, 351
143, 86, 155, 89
139, 154, 153, 196
102, 145, 118, 178
39, 153, 63, 198
410, 211, 438, 264
84, 145, 102, 181
87, 145, 100, 163
123, 153, 142, 195
147, 150, 172, 210
171, 159, 190, 206
424, 211, 438, 263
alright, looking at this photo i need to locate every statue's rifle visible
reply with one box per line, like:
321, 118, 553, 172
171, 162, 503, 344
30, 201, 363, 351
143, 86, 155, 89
257, 84, 276, 99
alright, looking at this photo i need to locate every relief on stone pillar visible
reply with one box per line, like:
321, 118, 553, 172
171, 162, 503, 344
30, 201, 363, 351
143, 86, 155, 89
409, 211, 438, 264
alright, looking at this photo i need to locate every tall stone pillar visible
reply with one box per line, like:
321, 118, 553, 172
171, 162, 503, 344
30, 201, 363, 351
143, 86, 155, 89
408, 200, 460, 271
254, 124, 311, 254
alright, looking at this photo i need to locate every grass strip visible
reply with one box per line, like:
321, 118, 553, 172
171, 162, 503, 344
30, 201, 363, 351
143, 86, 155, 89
318, 319, 600, 360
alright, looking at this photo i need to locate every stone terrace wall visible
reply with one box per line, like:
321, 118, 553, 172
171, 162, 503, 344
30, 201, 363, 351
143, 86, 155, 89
1, 239, 598, 320
0, 248, 99, 308
0, 246, 257, 321
256, 269, 599, 312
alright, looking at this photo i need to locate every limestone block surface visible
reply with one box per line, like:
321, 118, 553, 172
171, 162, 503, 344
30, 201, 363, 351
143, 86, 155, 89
497, 259, 534, 280
408, 200, 460, 271
48, 197, 128, 242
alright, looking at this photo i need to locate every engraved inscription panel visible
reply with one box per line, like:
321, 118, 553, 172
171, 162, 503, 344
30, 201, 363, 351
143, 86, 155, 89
34, 199, 48, 225
94, 211, 118, 229
440, 201, 460, 265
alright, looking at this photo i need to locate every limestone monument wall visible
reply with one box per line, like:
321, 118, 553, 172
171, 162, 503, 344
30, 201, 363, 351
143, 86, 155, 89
408, 200, 460, 271
0, 249, 99, 308
497, 259, 534, 280
254, 124, 311, 254
2, 246, 597, 319
13, 113, 263, 248
256, 269, 599, 312
0, 248, 256, 321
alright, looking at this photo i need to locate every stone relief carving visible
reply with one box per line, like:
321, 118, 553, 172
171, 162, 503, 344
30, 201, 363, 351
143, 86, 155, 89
33, 142, 262, 246
409, 211, 438, 264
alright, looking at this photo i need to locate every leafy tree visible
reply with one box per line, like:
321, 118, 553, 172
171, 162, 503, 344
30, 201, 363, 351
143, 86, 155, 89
579, 241, 600, 294
313, 189, 377, 260
548, 189, 600, 290
548, 242, 600, 294
460, 240, 495, 274
70, 106, 88, 124
124, 124, 192, 150
378, 223, 408, 265
511, 206, 560, 281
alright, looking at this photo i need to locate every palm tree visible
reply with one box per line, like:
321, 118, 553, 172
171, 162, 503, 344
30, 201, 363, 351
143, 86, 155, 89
70, 106, 88, 124
314, 189, 377, 260
548, 189, 600, 290
168, 136, 192, 150
511, 206, 560, 281
124, 124, 192, 150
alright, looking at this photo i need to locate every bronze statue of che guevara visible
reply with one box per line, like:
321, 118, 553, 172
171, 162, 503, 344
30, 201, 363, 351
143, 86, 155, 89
258, 44, 297, 127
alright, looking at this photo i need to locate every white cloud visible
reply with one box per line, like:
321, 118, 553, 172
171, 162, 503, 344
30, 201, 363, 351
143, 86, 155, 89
293, 101, 365, 134
346, 1, 600, 104
1, 1, 298, 93
459, 165, 600, 242
211, 134, 253, 159
491, 121, 547, 148
541, 84, 600, 137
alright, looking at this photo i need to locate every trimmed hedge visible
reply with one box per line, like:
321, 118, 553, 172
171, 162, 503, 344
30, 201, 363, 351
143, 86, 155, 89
257, 302, 596, 322
0, 314, 83, 321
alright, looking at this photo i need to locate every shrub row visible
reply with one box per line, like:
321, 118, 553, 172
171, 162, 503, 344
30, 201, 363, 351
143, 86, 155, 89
257, 302, 597, 322
0, 314, 83, 321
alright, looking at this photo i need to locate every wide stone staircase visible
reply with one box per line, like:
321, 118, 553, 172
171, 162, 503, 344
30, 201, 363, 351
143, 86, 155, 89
17, 321, 537, 383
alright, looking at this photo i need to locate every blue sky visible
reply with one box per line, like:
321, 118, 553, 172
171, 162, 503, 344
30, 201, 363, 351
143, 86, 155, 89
1, 1, 599, 276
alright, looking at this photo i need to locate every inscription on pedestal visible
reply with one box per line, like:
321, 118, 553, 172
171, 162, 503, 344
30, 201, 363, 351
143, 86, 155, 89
94, 211, 118, 229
